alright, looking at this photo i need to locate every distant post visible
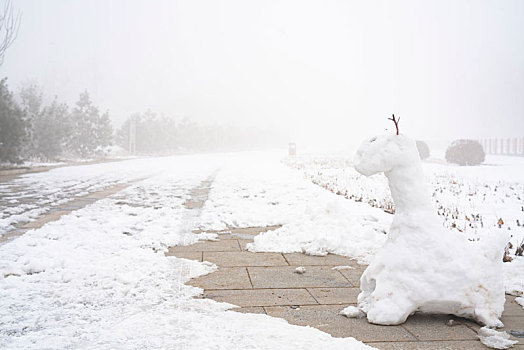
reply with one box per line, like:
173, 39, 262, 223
129, 117, 136, 155
288, 143, 296, 156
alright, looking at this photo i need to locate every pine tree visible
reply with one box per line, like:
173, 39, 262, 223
68, 91, 96, 157
34, 98, 70, 160
96, 111, 113, 149
18, 82, 44, 158
0, 78, 25, 163
68, 91, 112, 157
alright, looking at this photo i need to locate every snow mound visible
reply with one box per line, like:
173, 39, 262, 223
199, 152, 391, 264
340, 306, 365, 318
295, 266, 306, 274
516, 297, 524, 307
478, 327, 518, 349
352, 134, 506, 327
247, 199, 389, 264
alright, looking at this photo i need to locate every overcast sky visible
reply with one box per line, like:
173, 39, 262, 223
2, 0, 523, 149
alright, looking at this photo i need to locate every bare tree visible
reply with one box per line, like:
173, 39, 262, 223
0, 0, 21, 66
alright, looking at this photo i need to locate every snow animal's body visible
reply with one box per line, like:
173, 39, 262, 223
351, 134, 506, 327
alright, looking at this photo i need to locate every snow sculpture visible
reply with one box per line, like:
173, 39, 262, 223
348, 116, 507, 327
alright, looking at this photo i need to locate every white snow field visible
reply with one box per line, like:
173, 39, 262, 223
199, 153, 391, 264
283, 154, 524, 256
0, 153, 375, 350
272, 152, 524, 301
2, 149, 523, 349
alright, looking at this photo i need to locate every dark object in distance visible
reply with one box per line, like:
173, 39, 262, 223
416, 140, 430, 160
445, 139, 485, 166
289, 143, 296, 156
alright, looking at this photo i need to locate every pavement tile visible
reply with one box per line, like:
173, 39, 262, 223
367, 340, 489, 350
166, 251, 202, 261
338, 268, 365, 287
238, 239, 255, 251
85, 186, 127, 199
218, 233, 253, 240
181, 220, 524, 350
307, 287, 360, 305
203, 288, 317, 307
191, 267, 252, 289
401, 314, 479, 341
451, 317, 481, 333
184, 200, 204, 209
265, 304, 416, 342
56, 198, 96, 210
83, 192, 110, 200
203, 251, 288, 267
229, 226, 281, 235
21, 210, 70, 229
190, 188, 210, 196
229, 306, 266, 314
501, 316, 524, 335
248, 266, 352, 288
504, 296, 524, 317
192, 229, 226, 235
283, 253, 363, 267
168, 239, 241, 252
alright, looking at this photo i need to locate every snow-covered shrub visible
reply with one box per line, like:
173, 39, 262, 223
416, 140, 430, 160
445, 139, 485, 166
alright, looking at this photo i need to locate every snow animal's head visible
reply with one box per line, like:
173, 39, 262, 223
353, 134, 420, 176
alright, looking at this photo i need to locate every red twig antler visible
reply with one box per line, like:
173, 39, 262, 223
388, 114, 400, 135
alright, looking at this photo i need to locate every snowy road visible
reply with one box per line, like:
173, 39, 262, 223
0, 157, 190, 236
0, 152, 377, 350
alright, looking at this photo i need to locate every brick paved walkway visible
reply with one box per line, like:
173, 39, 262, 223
169, 179, 524, 350
169, 227, 524, 349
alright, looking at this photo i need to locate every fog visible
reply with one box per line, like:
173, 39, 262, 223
2, 0, 524, 152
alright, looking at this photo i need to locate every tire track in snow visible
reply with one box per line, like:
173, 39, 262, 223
0, 178, 147, 245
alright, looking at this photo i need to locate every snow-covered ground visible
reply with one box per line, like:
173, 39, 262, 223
200, 152, 524, 300
0, 157, 176, 236
283, 154, 524, 255
199, 153, 391, 264
1, 150, 522, 349
0, 152, 374, 350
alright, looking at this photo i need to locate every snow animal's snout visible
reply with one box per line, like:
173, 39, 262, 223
353, 150, 378, 176
353, 135, 393, 176
353, 134, 421, 177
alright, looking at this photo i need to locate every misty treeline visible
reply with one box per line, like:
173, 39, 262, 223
1, 78, 285, 164
115, 113, 283, 154
0, 78, 112, 163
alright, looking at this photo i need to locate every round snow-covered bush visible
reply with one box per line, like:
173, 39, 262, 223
445, 139, 485, 166
416, 140, 430, 160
